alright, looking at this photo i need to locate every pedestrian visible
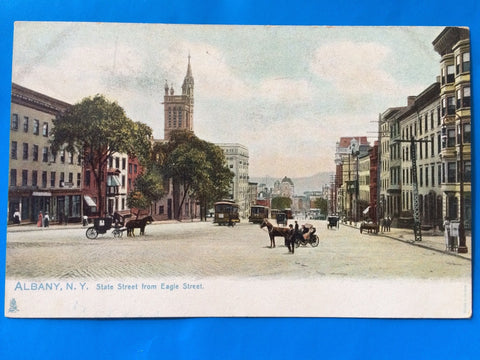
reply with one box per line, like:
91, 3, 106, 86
43, 212, 50, 227
13, 209, 21, 224
287, 224, 295, 254
37, 211, 43, 227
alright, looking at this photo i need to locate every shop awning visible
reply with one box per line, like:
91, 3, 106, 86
107, 175, 121, 187
32, 192, 52, 197
84, 195, 97, 207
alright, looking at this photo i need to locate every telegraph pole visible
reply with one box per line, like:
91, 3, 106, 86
395, 136, 431, 242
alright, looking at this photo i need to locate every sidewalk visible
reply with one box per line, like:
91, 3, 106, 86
344, 222, 471, 260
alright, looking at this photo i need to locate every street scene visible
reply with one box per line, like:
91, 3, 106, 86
6, 220, 470, 279
6, 24, 472, 318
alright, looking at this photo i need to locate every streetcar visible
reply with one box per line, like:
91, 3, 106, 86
213, 200, 240, 226
249, 205, 269, 224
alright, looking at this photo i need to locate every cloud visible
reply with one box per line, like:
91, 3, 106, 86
310, 41, 397, 95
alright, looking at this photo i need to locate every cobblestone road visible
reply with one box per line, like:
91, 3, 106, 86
6, 220, 471, 280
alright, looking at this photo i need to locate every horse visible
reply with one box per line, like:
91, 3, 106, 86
126, 216, 154, 237
260, 218, 291, 248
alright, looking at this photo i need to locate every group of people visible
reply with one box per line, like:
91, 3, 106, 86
286, 221, 311, 254
36, 211, 50, 228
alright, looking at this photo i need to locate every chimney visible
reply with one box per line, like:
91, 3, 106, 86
407, 96, 416, 106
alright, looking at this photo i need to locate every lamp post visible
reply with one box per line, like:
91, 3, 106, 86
457, 114, 468, 253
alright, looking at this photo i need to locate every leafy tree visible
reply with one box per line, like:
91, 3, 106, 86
153, 130, 233, 220
271, 197, 292, 211
127, 167, 164, 214
51, 94, 152, 216
314, 197, 328, 215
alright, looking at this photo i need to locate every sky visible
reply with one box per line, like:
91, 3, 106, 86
11, 23, 444, 178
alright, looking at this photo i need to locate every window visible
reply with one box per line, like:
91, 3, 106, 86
11, 114, 19, 130
122, 175, 125, 188
463, 123, 471, 144
419, 167, 423, 187
85, 170, 91, 187
464, 161, 471, 183
23, 117, 29, 132
11, 141, 17, 159
42, 122, 49, 136
122, 158, 126, 170
456, 54, 461, 74
42, 171, 47, 188
437, 133, 442, 153
32, 170, 38, 187
438, 164, 442, 185
77, 173, 81, 187
447, 162, 456, 183
431, 165, 435, 187
10, 169, 17, 186
42, 147, 49, 162
68, 172, 73, 184
33, 119, 39, 135
50, 172, 56, 187
424, 114, 428, 132
447, 129, 455, 147
23, 143, 29, 160
447, 65, 455, 83
447, 96, 455, 115
69, 152, 74, 164
425, 166, 429, 187
115, 157, 120, 169
60, 150, 65, 163
22, 170, 28, 186
134, 164, 137, 173
462, 52, 470, 73
430, 135, 435, 156
33, 145, 39, 161
463, 86, 471, 108
59, 172, 65, 187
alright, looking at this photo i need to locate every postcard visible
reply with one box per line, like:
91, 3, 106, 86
5, 23, 471, 318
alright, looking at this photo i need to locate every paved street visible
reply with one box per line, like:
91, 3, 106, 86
6, 219, 471, 280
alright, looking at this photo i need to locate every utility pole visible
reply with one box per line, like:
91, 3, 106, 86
395, 136, 431, 242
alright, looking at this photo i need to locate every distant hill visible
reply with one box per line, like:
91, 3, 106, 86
250, 172, 333, 195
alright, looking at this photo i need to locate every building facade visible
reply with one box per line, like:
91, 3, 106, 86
433, 27, 472, 229
9, 83, 83, 224
217, 143, 250, 218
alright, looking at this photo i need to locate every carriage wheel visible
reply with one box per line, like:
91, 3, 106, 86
311, 235, 319, 247
112, 229, 122, 238
86, 227, 98, 239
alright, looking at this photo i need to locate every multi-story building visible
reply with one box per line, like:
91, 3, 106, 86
334, 136, 370, 221
217, 143, 250, 218
397, 83, 443, 228
433, 27, 471, 229
357, 152, 371, 219
9, 83, 83, 224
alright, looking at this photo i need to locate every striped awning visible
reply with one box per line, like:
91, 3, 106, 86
84, 195, 97, 207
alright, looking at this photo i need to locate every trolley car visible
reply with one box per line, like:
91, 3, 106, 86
213, 200, 240, 226
249, 205, 270, 224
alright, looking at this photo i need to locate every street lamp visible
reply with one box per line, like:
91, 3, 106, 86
457, 114, 468, 253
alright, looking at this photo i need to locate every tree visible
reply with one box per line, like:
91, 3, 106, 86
51, 94, 152, 216
314, 197, 328, 215
271, 197, 292, 210
127, 167, 164, 214
153, 130, 233, 220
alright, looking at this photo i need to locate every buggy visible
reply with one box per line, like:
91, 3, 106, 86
327, 215, 340, 229
85, 216, 126, 239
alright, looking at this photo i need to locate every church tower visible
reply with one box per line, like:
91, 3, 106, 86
163, 56, 194, 140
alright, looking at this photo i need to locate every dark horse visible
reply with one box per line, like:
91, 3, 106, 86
260, 218, 290, 248
126, 216, 154, 237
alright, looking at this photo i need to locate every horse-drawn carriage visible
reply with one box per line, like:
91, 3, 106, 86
276, 212, 288, 226
85, 217, 124, 239
360, 221, 379, 234
327, 215, 340, 229
85, 212, 153, 239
